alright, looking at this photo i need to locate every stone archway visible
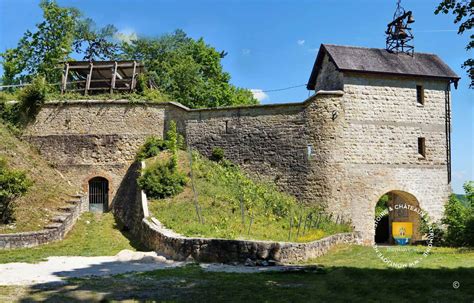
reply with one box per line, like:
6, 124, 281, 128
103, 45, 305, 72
374, 190, 422, 245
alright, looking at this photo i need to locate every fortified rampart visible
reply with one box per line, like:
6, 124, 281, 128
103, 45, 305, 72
23, 44, 458, 243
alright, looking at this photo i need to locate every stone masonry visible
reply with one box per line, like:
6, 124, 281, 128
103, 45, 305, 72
23, 45, 458, 243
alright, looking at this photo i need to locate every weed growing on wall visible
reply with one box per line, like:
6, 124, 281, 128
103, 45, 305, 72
136, 136, 167, 161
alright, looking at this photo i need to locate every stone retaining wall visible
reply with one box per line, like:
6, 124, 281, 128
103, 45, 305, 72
0, 195, 85, 249
113, 161, 360, 263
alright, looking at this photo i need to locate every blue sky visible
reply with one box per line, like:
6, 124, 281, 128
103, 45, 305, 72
0, 0, 472, 193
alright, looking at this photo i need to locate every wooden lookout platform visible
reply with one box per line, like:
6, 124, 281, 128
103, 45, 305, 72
60, 61, 145, 95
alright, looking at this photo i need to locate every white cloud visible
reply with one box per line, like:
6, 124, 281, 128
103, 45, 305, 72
242, 49, 251, 55
115, 28, 138, 44
454, 170, 467, 180
297, 39, 305, 46
250, 89, 268, 101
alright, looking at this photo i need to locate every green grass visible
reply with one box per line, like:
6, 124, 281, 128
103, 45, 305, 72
308, 244, 474, 269
0, 212, 140, 263
148, 151, 351, 242
3, 245, 474, 302
0, 122, 77, 233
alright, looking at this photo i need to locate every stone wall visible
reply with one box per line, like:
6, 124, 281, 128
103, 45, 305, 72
23, 101, 168, 209
23, 71, 452, 244
0, 195, 85, 249
113, 161, 360, 263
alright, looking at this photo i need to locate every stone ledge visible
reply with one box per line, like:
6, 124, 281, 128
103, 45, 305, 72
0, 195, 86, 250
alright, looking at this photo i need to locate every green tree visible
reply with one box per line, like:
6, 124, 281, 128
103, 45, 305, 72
1, 1, 119, 85
1, 0, 79, 85
73, 18, 118, 60
435, 0, 474, 87
119, 30, 257, 108
464, 180, 474, 207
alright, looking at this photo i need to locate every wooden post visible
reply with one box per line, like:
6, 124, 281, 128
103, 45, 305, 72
85, 62, 93, 95
130, 61, 137, 92
61, 63, 69, 94
110, 61, 118, 94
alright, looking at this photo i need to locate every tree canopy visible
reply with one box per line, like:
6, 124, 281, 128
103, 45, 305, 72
119, 30, 257, 108
435, 0, 474, 88
1, 1, 257, 108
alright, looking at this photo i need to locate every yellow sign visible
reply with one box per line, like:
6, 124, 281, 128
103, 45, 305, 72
392, 222, 413, 245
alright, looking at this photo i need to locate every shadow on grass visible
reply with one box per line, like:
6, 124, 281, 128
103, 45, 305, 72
15, 264, 474, 302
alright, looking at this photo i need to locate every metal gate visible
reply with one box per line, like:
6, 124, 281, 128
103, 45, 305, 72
88, 177, 108, 212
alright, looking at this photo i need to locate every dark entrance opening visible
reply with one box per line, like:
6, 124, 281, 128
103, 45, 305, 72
88, 177, 108, 213
375, 216, 389, 244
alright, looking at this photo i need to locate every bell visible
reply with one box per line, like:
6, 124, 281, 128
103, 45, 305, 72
395, 28, 408, 40
407, 14, 415, 23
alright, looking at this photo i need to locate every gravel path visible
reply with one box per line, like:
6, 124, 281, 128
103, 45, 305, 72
0, 250, 307, 286
0, 250, 184, 285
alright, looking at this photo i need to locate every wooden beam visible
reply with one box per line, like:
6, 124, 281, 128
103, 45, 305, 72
85, 62, 93, 95
110, 61, 118, 93
61, 63, 69, 94
130, 61, 137, 92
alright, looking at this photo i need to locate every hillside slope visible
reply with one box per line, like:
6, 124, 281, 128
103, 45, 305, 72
147, 151, 351, 242
0, 123, 77, 233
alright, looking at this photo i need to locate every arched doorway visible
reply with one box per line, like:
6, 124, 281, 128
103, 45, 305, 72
88, 177, 109, 213
374, 191, 421, 245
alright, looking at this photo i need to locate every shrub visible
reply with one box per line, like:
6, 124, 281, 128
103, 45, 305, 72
136, 136, 167, 161
138, 159, 187, 199
0, 158, 32, 224
18, 76, 48, 122
210, 147, 225, 162
442, 194, 469, 246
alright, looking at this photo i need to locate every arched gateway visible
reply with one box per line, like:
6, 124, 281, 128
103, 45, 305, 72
374, 190, 423, 245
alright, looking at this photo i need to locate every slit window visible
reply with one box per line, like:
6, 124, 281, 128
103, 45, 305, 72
416, 85, 424, 105
418, 137, 426, 158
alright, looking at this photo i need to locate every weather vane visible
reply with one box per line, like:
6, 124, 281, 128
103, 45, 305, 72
385, 0, 415, 55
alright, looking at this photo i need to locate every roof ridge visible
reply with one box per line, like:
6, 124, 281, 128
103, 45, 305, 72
321, 44, 439, 56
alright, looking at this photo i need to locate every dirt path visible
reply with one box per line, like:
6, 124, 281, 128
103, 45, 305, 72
0, 251, 184, 285
0, 250, 299, 286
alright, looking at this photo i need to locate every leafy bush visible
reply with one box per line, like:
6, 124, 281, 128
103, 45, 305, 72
442, 194, 468, 246
0, 158, 32, 224
135, 120, 183, 163
138, 159, 187, 199
18, 76, 48, 122
210, 147, 225, 162
136, 136, 167, 161
0, 98, 21, 126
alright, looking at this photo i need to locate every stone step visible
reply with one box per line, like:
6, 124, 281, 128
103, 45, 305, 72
58, 206, 75, 212
66, 200, 80, 205
51, 215, 68, 223
44, 223, 62, 229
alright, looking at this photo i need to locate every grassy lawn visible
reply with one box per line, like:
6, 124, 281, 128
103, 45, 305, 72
0, 123, 77, 233
148, 151, 351, 243
1, 245, 473, 302
0, 212, 140, 263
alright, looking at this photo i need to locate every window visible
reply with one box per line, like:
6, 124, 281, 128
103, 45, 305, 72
418, 137, 426, 158
416, 85, 424, 105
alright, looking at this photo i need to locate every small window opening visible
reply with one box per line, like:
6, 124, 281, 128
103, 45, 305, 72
418, 137, 426, 158
416, 85, 424, 105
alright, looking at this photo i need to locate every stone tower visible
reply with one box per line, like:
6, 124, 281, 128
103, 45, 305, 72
306, 44, 459, 242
